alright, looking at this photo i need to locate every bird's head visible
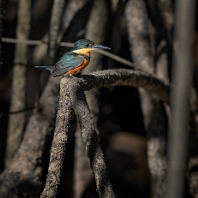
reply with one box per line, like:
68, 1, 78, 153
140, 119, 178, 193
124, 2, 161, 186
73, 39, 110, 55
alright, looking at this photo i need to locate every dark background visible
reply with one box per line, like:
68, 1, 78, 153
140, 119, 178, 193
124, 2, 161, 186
0, 0, 197, 197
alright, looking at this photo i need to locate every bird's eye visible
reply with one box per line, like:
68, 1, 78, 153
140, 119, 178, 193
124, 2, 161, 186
88, 43, 93, 47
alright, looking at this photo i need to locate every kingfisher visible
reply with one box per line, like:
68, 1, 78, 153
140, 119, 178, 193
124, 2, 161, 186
35, 39, 110, 77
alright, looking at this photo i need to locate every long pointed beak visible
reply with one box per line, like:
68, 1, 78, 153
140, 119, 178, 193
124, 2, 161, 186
91, 44, 111, 50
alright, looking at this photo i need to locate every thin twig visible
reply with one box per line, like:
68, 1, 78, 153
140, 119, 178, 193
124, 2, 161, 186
2, 37, 48, 45
1, 37, 136, 69
95, 49, 136, 68
0, 107, 34, 118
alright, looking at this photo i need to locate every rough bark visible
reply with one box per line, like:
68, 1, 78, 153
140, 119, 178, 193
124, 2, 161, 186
41, 76, 115, 198
41, 68, 170, 197
82, 69, 170, 104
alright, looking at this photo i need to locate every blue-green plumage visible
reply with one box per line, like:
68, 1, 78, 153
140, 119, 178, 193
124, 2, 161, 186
35, 39, 110, 77
55, 52, 85, 69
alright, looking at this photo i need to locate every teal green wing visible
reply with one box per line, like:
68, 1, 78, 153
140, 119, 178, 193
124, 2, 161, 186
51, 52, 84, 76
55, 52, 83, 69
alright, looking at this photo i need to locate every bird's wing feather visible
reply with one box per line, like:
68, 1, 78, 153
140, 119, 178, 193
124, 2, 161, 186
51, 53, 84, 76
55, 53, 83, 70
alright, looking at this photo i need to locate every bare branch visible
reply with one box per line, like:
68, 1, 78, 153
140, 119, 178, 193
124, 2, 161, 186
157, 0, 174, 41
48, 0, 65, 58
68, 77, 115, 198
125, 1, 168, 197
166, 0, 196, 198
41, 76, 115, 198
81, 69, 170, 104
41, 68, 170, 197
40, 78, 72, 198
6, 0, 31, 166
1, 37, 136, 69
61, 0, 88, 33
2, 37, 73, 48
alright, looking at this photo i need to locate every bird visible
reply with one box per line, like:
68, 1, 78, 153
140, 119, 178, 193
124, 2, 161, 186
35, 39, 111, 77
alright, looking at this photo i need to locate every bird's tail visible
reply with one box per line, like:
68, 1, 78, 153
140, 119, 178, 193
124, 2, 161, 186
35, 66, 55, 73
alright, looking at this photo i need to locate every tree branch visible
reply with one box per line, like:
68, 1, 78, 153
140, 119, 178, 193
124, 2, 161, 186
1, 37, 136, 69
48, 0, 65, 58
81, 69, 170, 104
125, 1, 168, 197
6, 0, 31, 166
166, 0, 196, 198
41, 76, 115, 198
41, 68, 170, 197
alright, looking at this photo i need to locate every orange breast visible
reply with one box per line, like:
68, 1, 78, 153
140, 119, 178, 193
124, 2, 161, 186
65, 59, 89, 75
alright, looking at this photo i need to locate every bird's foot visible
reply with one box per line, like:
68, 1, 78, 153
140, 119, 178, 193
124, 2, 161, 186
63, 73, 78, 79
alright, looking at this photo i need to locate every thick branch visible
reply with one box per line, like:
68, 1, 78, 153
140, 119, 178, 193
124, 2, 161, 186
41, 76, 115, 198
41, 68, 170, 198
69, 78, 115, 198
81, 69, 170, 104
40, 78, 72, 198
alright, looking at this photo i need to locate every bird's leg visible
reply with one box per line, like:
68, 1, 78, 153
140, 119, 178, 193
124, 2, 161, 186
63, 73, 72, 77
